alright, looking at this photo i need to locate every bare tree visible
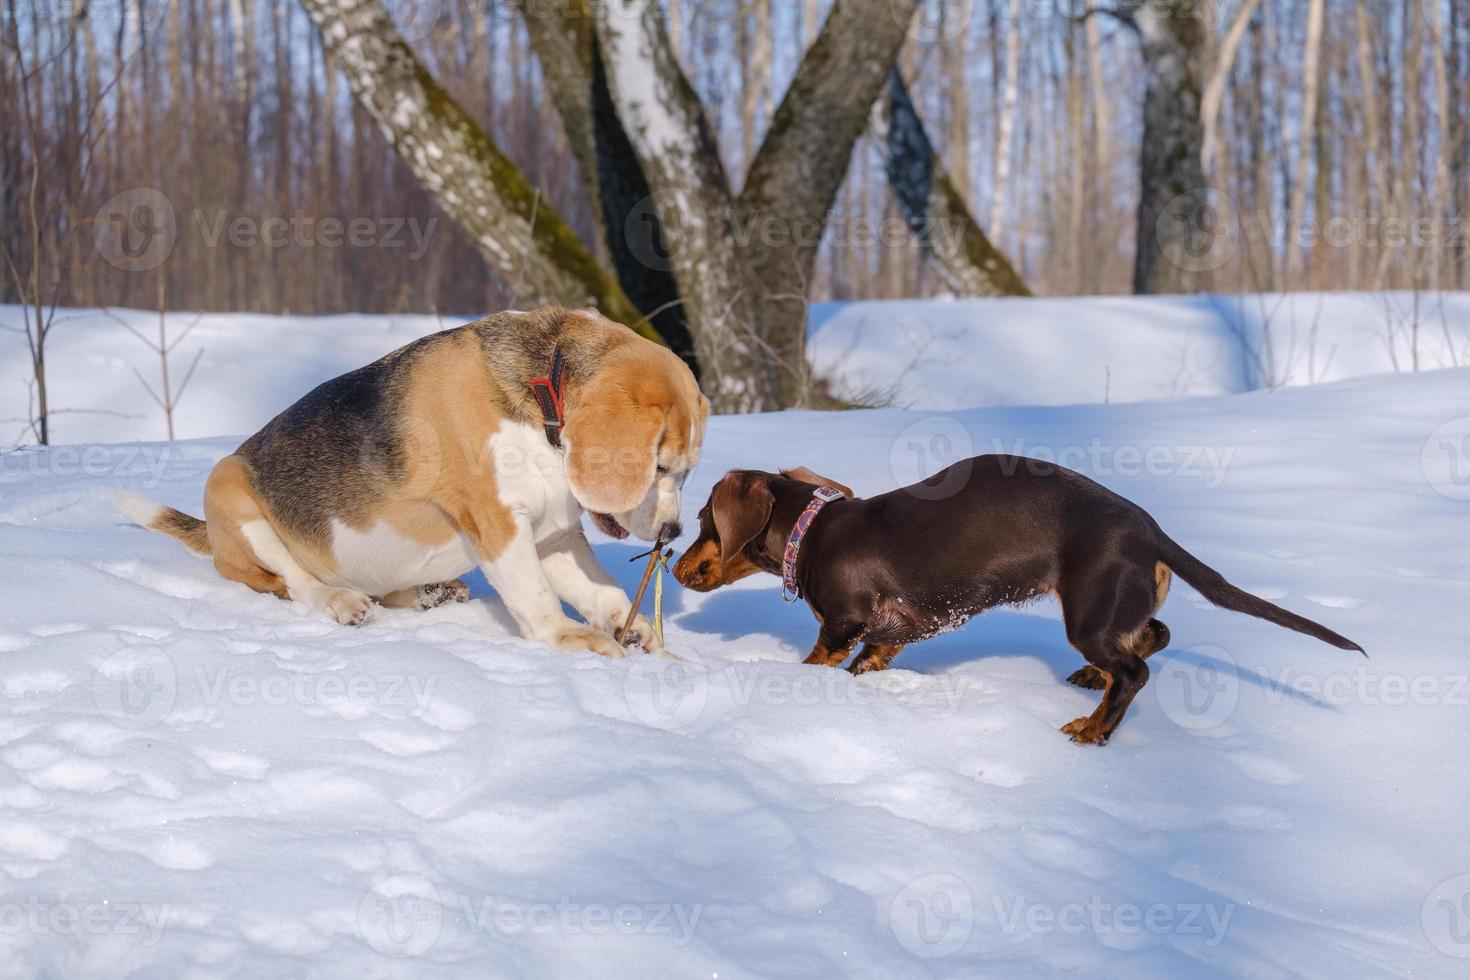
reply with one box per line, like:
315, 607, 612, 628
297, 0, 656, 340
1124, 0, 1210, 294
1283, 0, 1325, 282
990, 0, 1022, 236
877, 71, 1032, 298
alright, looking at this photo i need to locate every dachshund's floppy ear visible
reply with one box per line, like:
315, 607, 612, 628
781, 466, 855, 500
711, 472, 775, 563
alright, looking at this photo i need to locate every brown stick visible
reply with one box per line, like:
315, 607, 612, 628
615, 546, 671, 645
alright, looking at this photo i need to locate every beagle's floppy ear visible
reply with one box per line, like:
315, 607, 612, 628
563, 368, 664, 515
780, 466, 855, 500
711, 472, 775, 563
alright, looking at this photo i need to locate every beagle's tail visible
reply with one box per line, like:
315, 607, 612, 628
1155, 532, 1364, 655
114, 492, 212, 556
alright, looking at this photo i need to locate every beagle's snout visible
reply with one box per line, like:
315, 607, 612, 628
658, 520, 683, 543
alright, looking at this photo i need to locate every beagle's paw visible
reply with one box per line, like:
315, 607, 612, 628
553, 623, 629, 659
322, 588, 373, 626
416, 579, 470, 610
609, 611, 659, 652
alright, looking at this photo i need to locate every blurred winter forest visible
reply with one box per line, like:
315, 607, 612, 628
2, 0, 1466, 414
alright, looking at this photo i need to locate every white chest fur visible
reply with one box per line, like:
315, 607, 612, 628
486, 419, 584, 543
323, 420, 582, 596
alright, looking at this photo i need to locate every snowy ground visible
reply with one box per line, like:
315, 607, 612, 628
809, 291, 1470, 409
2, 335, 1470, 975
4, 296, 1470, 975
3, 291, 1468, 444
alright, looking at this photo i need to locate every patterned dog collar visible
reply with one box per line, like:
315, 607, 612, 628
781, 486, 846, 602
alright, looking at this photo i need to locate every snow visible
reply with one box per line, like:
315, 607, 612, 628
809, 291, 1470, 409
2, 298, 1470, 975
5, 293, 1466, 446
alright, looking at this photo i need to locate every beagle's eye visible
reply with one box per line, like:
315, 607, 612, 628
656, 465, 670, 476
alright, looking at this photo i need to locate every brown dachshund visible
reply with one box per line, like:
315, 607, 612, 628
672, 458, 1363, 745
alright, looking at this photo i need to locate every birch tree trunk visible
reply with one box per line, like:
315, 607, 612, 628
734, 0, 924, 404
511, 0, 697, 371
1283, 0, 1325, 283
876, 70, 1031, 297
298, 0, 655, 341
1083, 5, 1112, 216
739, 0, 772, 176
990, 0, 1022, 235
942, 7, 971, 196
1200, 0, 1263, 177
1131, 1, 1209, 294
1428, 0, 1451, 289
594, 0, 777, 411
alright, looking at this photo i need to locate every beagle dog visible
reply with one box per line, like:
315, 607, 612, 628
117, 307, 708, 658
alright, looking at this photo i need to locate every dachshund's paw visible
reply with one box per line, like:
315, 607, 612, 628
1066, 665, 1108, 690
1061, 716, 1110, 745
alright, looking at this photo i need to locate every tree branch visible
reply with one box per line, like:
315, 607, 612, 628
297, 0, 660, 343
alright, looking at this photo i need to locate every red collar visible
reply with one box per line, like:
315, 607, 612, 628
528, 345, 567, 447
781, 486, 845, 602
